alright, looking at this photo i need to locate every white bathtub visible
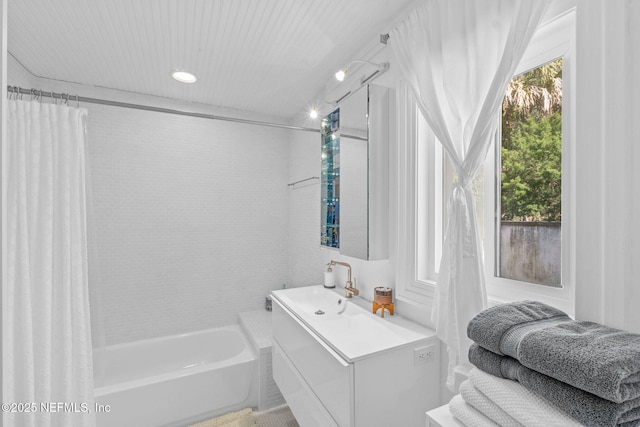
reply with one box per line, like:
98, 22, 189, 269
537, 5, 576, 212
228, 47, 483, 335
94, 325, 256, 427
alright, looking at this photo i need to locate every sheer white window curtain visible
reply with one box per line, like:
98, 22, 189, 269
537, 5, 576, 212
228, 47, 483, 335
391, 0, 549, 390
5, 99, 95, 427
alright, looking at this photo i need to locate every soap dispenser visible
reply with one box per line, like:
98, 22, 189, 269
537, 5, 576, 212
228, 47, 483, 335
324, 263, 336, 288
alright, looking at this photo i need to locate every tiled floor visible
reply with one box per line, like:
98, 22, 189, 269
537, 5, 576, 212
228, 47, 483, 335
254, 405, 299, 427
189, 405, 299, 427
188, 408, 254, 426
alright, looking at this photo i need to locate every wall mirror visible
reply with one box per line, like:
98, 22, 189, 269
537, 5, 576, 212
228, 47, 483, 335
320, 84, 390, 260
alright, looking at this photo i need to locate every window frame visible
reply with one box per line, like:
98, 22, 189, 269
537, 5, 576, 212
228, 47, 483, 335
483, 9, 576, 315
395, 82, 437, 307
395, 8, 576, 316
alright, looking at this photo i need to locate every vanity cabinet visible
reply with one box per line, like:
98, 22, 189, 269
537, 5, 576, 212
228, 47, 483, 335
273, 299, 350, 426
271, 289, 440, 427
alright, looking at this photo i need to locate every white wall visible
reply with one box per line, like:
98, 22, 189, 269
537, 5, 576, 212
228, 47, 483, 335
87, 105, 289, 345
575, 0, 640, 333
7, 54, 33, 88
9, 57, 291, 345
287, 129, 323, 286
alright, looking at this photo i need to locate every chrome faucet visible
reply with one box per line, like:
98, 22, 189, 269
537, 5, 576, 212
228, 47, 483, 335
329, 260, 359, 298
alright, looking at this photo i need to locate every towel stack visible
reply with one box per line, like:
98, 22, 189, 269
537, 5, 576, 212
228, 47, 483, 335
448, 301, 640, 427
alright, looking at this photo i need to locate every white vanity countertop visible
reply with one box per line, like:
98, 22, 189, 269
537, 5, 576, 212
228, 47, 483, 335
271, 286, 436, 363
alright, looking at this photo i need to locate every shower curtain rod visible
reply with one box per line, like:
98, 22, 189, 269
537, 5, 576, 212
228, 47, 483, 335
6, 85, 322, 134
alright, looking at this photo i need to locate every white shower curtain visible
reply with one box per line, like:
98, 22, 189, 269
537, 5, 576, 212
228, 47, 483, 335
391, 0, 549, 390
5, 99, 95, 427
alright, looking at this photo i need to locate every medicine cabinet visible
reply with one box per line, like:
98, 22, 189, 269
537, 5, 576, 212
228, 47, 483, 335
320, 84, 390, 260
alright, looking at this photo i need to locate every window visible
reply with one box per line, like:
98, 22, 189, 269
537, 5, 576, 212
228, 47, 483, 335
483, 10, 575, 313
395, 82, 439, 305
396, 9, 575, 315
415, 113, 483, 283
415, 110, 446, 283
497, 58, 563, 287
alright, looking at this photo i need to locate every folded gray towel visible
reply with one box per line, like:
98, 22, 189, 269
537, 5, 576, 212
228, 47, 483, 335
469, 344, 640, 427
467, 300, 571, 355
467, 301, 640, 403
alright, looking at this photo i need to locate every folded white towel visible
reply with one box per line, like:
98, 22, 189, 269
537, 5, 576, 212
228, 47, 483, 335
460, 380, 524, 427
449, 395, 500, 427
469, 368, 583, 427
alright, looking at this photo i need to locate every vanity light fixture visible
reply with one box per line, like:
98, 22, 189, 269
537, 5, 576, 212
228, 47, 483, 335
334, 60, 389, 82
171, 70, 197, 83
334, 69, 348, 82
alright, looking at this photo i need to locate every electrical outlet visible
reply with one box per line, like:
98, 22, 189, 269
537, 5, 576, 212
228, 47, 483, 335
414, 345, 435, 365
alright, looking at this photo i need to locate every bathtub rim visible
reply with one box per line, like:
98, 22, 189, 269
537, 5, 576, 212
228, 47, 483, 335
93, 324, 256, 397
95, 323, 248, 353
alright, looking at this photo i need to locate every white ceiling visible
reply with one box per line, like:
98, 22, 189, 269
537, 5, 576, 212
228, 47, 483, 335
8, 0, 415, 120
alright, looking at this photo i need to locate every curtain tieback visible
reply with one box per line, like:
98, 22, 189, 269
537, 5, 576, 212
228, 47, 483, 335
453, 172, 472, 188
450, 183, 475, 258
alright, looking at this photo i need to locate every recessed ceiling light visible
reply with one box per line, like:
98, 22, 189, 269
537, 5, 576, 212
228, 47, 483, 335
309, 108, 319, 119
171, 70, 197, 83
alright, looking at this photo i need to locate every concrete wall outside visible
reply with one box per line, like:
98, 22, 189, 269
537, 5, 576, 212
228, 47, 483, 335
500, 222, 561, 287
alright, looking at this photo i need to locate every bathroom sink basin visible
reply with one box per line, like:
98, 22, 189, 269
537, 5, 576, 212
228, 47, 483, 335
275, 286, 360, 317
271, 285, 431, 362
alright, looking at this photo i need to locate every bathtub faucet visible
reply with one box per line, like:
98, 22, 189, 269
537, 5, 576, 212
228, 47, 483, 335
329, 260, 359, 298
